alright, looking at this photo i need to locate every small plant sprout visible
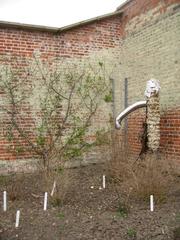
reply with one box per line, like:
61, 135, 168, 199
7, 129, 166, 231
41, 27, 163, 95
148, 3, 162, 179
15, 210, 20, 228
127, 228, 137, 238
44, 192, 48, 211
103, 174, 106, 189
51, 181, 56, 197
117, 203, 128, 218
57, 212, 65, 219
3, 191, 7, 211
150, 195, 154, 212
176, 213, 180, 222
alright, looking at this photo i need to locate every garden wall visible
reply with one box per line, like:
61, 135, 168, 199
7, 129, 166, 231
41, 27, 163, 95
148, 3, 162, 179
0, 0, 179, 171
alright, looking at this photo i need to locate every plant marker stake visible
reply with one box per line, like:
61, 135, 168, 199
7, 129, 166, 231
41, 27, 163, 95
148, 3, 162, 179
103, 175, 106, 189
51, 181, 56, 196
44, 192, 48, 211
15, 210, 20, 228
3, 191, 7, 211
150, 195, 154, 212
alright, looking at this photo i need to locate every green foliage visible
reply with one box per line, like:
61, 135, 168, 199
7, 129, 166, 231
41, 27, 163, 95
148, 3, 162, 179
5, 127, 14, 142
36, 135, 46, 146
127, 228, 137, 238
104, 90, 113, 103
64, 142, 93, 159
63, 124, 93, 159
0, 56, 112, 169
36, 125, 46, 147
98, 61, 103, 67
55, 166, 64, 174
64, 147, 82, 159
57, 212, 65, 219
67, 126, 86, 145
15, 146, 24, 154
117, 203, 129, 218
176, 213, 180, 223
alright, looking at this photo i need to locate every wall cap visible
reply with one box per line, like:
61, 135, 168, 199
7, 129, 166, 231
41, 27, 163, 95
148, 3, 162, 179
0, 10, 123, 33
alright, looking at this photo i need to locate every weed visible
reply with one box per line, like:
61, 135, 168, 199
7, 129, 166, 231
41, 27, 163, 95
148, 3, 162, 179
127, 228, 137, 238
57, 212, 65, 219
51, 197, 63, 207
175, 213, 180, 223
0, 175, 8, 185
117, 203, 128, 218
59, 223, 65, 232
173, 226, 180, 240
104, 90, 113, 103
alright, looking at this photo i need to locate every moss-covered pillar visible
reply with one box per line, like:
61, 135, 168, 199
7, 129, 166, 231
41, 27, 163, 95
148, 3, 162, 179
145, 79, 160, 152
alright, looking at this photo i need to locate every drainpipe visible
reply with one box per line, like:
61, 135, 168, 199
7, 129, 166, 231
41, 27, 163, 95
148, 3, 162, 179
115, 100, 147, 129
124, 78, 128, 144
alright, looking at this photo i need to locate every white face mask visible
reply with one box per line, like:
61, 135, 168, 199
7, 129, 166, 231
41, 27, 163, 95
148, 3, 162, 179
145, 78, 160, 98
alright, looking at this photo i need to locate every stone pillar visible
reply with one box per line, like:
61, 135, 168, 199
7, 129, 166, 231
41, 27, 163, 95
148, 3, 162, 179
145, 79, 160, 152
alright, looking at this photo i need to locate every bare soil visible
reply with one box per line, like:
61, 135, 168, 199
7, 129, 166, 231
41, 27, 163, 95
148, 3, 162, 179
0, 164, 179, 240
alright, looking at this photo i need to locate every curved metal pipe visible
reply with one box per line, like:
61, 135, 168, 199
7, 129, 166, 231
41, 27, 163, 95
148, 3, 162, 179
115, 100, 147, 129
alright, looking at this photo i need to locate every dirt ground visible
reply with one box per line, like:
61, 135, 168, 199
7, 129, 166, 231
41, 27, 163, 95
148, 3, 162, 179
0, 164, 179, 240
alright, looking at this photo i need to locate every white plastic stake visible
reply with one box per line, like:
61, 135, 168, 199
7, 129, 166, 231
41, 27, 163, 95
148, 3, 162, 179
150, 195, 154, 212
3, 191, 7, 211
51, 181, 56, 196
15, 210, 20, 228
103, 175, 106, 189
44, 192, 48, 211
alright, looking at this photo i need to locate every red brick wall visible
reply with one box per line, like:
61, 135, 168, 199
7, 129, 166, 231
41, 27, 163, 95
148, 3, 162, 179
0, 15, 123, 59
127, 109, 146, 155
160, 109, 180, 157
0, 0, 179, 58
0, 0, 179, 162
125, 109, 180, 163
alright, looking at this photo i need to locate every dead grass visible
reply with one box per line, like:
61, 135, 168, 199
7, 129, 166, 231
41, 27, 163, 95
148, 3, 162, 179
107, 130, 175, 203
6, 174, 25, 201
41, 165, 71, 207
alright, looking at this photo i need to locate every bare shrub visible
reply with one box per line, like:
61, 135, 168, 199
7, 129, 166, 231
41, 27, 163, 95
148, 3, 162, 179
107, 129, 174, 203
7, 174, 25, 201
132, 153, 174, 201
40, 165, 71, 207
107, 130, 133, 184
